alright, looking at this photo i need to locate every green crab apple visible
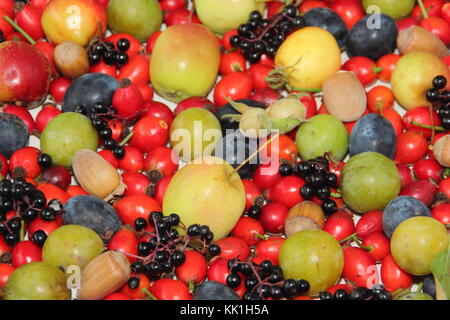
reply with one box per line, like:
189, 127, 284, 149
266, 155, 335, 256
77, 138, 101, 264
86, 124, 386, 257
341, 152, 401, 213
151, 23, 220, 102
41, 0, 107, 47
170, 108, 222, 162
4, 262, 70, 300
362, 0, 415, 20
43, 225, 104, 271
295, 114, 348, 161
391, 216, 449, 276
279, 229, 344, 296
163, 156, 246, 241
195, 0, 264, 34
107, 0, 163, 42
40, 112, 98, 167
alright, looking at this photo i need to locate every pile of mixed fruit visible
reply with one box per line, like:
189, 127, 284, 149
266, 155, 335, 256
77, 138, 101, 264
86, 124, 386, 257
0, 0, 450, 301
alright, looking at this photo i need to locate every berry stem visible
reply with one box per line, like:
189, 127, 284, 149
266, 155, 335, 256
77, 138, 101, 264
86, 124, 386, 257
410, 121, 445, 132
119, 131, 134, 146
417, 0, 429, 19
352, 235, 372, 251
372, 66, 383, 74
255, 233, 268, 240
330, 191, 342, 198
3, 15, 36, 45
339, 232, 357, 244
286, 84, 322, 93
141, 288, 158, 300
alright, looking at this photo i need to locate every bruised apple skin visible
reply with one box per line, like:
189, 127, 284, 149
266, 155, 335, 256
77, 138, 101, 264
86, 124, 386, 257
150, 24, 220, 103
195, 0, 264, 34
162, 156, 246, 241
41, 0, 107, 47
0, 41, 51, 105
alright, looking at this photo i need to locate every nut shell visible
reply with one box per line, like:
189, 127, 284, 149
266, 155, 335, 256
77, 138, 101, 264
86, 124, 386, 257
54, 41, 89, 79
72, 149, 125, 201
79, 251, 130, 300
287, 201, 325, 229
433, 135, 450, 167
397, 26, 448, 58
323, 71, 367, 122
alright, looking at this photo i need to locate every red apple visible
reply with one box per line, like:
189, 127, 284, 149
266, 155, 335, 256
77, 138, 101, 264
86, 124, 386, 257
41, 0, 107, 47
0, 41, 51, 106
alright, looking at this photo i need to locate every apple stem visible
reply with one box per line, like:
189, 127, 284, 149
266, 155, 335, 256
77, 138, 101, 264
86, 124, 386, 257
417, 0, 429, 19
3, 15, 36, 45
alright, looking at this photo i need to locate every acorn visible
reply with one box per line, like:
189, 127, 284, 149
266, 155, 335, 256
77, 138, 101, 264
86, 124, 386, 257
285, 201, 325, 237
433, 135, 450, 167
79, 251, 130, 300
54, 41, 89, 79
323, 71, 367, 122
397, 26, 448, 59
72, 149, 125, 201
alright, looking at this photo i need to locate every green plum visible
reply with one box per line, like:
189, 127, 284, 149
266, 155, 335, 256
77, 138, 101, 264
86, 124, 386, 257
341, 152, 401, 213
279, 229, 344, 296
362, 0, 415, 20
4, 262, 70, 300
107, 0, 163, 41
295, 114, 348, 161
396, 293, 434, 300
391, 216, 449, 276
43, 225, 104, 272
195, 0, 264, 34
40, 112, 98, 167
170, 108, 222, 162
150, 23, 220, 102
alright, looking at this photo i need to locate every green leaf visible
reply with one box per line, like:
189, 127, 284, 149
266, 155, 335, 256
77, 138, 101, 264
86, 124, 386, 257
224, 97, 252, 114
431, 245, 450, 300
270, 118, 301, 133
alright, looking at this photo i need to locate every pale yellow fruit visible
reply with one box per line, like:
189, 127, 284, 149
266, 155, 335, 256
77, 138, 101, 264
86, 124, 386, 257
163, 156, 245, 240
275, 27, 341, 89
195, 0, 264, 34
391, 51, 450, 110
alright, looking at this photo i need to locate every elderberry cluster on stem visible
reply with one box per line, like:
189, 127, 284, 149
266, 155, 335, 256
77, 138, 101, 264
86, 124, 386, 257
88, 38, 130, 68
227, 258, 310, 300
295, 156, 339, 215
126, 212, 221, 289
229, 5, 305, 63
0, 172, 63, 249
73, 102, 127, 160
319, 285, 392, 300
427, 75, 450, 130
